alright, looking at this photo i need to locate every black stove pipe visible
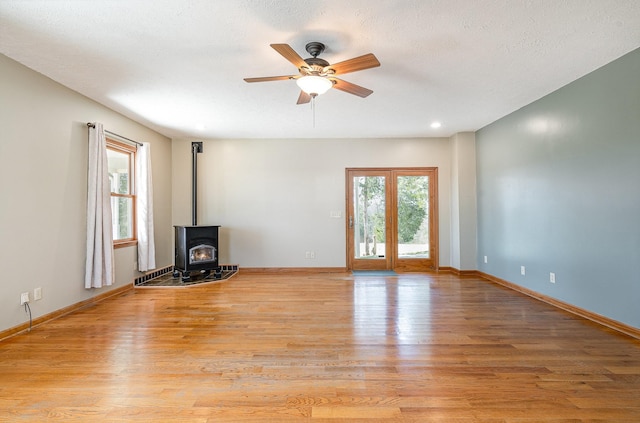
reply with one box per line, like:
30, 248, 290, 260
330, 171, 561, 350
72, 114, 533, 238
191, 142, 203, 226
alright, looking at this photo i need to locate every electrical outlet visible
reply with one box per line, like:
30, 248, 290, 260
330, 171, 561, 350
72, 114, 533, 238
20, 292, 30, 305
484, 256, 488, 263
305, 251, 311, 259
520, 266, 526, 276
550, 272, 556, 283
34, 287, 42, 301
310, 251, 315, 259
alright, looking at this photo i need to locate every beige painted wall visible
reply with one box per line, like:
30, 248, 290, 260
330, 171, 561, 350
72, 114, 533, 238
0, 54, 172, 333
450, 132, 478, 271
172, 137, 457, 268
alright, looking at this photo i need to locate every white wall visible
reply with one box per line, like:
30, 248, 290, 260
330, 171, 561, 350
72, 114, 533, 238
172, 137, 456, 268
0, 54, 173, 333
450, 132, 478, 271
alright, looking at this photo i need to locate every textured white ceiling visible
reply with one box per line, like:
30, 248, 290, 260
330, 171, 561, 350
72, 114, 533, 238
1, 0, 639, 139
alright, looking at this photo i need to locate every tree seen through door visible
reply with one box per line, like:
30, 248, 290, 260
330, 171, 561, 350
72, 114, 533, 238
397, 175, 430, 258
354, 176, 386, 258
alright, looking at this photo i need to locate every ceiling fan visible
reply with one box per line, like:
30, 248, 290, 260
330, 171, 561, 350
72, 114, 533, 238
244, 42, 380, 104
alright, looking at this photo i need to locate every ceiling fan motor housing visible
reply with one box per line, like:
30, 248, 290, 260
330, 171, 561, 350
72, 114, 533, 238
303, 42, 331, 74
304, 57, 330, 70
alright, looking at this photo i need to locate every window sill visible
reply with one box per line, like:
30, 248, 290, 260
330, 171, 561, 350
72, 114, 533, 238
114, 240, 138, 249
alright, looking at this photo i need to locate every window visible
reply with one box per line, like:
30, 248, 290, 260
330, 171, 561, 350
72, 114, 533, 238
106, 139, 136, 248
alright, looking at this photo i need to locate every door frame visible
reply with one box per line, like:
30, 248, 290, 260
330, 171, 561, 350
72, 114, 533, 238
346, 167, 438, 272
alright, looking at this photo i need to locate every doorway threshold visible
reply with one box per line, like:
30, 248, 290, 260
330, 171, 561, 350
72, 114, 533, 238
352, 270, 397, 276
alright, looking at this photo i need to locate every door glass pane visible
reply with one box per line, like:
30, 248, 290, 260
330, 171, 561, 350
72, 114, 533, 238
397, 176, 429, 258
353, 176, 386, 259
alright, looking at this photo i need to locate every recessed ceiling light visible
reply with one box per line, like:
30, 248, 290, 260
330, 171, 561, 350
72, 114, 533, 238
196, 124, 206, 131
430, 121, 442, 129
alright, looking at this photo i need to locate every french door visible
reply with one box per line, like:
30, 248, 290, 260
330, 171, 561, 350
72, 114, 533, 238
346, 168, 438, 272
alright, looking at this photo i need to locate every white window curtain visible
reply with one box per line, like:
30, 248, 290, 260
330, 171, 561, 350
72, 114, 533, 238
85, 123, 114, 289
136, 142, 156, 272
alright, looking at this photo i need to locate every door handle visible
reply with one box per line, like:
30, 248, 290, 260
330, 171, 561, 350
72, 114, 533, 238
349, 216, 353, 228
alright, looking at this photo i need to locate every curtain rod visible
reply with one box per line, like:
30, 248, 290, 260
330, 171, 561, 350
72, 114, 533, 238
86, 122, 144, 147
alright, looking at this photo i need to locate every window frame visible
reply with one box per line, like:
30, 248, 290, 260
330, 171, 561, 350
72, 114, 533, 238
106, 138, 137, 249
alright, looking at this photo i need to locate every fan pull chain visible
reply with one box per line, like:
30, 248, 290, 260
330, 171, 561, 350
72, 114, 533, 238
311, 95, 316, 128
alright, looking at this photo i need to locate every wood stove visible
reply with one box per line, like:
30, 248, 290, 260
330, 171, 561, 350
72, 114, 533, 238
173, 141, 222, 282
174, 225, 220, 281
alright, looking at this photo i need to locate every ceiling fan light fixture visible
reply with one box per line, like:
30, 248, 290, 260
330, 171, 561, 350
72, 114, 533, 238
245, 42, 379, 105
296, 75, 333, 96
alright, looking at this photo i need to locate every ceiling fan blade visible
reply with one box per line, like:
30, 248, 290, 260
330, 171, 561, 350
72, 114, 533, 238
271, 44, 308, 69
297, 91, 312, 105
327, 53, 380, 75
330, 78, 373, 98
244, 75, 295, 83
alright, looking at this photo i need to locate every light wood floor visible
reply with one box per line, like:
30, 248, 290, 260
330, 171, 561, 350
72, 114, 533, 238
1, 272, 639, 422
